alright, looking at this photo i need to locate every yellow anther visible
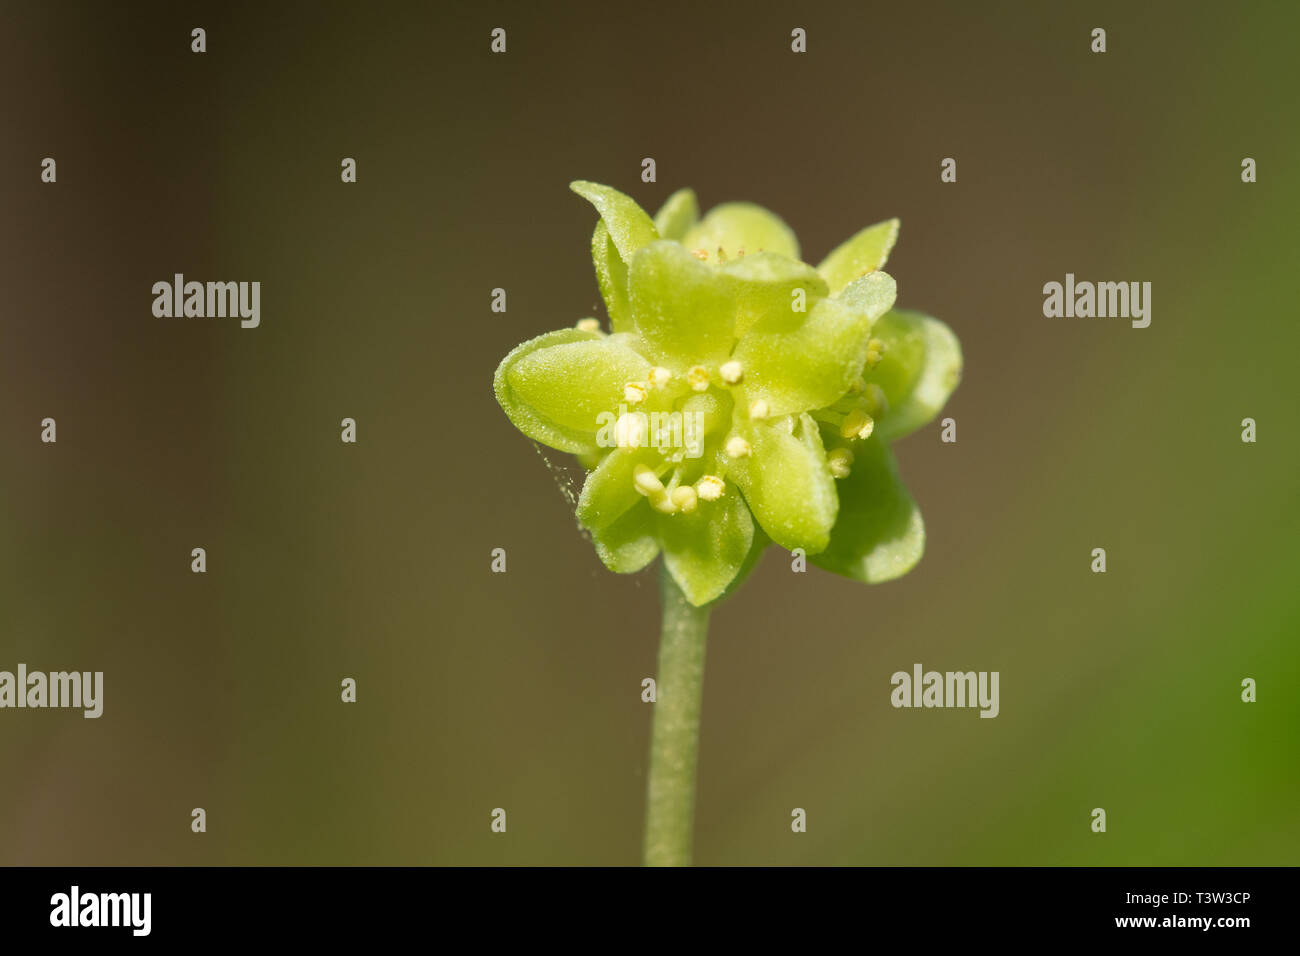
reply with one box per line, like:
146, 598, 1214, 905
749, 398, 770, 420
633, 464, 664, 496
695, 475, 725, 501
650, 489, 678, 514
736, 248, 746, 258
828, 447, 854, 479
670, 485, 698, 513
687, 365, 710, 392
716, 246, 728, 262
725, 435, 752, 459
865, 338, 887, 369
690, 249, 709, 261
576, 318, 602, 333
649, 366, 672, 387
841, 407, 872, 439
848, 376, 867, 395
719, 360, 744, 384
624, 382, 647, 404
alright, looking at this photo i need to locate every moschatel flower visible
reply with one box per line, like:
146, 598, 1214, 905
494, 181, 961, 606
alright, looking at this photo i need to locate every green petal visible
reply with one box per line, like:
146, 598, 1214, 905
659, 489, 755, 606
726, 414, 837, 553
865, 309, 963, 442
505, 336, 650, 437
682, 202, 799, 261
836, 269, 899, 323
652, 188, 699, 240
591, 221, 633, 332
712, 525, 769, 604
576, 445, 662, 530
494, 328, 604, 454
718, 252, 829, 338
628, 240, 737, 367
811, 437, 925, 583
817, 218, 899, 295
570, 181, 658, 262
589, 499, 660, 574
733, 288, 885, 416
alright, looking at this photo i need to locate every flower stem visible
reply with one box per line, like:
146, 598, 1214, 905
643, 566, 712, 866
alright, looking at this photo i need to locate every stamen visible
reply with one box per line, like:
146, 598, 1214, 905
670, 485, 698, 513
575, 318, 602, 334
749, 398, 770, 420
687, 366, 710, 392
633, 464, 664, 496
865, 338, 886, 369
841, 407, 873, 439
624, 382, 647, 404
716, 246, 728, 262
649, 366, 672, 387
719, 360, 744, 385
725, 435, 752, 459
695, 475, 725, 501
828, 447, 854, 478
690, 249, 709, 261
650, 489, 678, 514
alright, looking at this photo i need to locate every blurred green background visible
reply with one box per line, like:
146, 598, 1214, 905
1, 0, 1296, 865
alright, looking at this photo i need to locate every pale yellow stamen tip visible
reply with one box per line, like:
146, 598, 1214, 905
575, 318, 601, 333
690, 249, 709, 261
687, 366, 710, 392
695, 475, 725, 501
649, 366, 672, 387
865, 338, 886, 369
650, 489, 678, 514
716, 246, 728, 262
749, 399, 770, 420
725, 435, 752, 459
615, 414, 648, 448
719, 360, 744, 384
670, 485, 698, 513
828, 447, 854, 479
633, 464, 664, 496
841, 408, 872, 439
624, 382, 647, 404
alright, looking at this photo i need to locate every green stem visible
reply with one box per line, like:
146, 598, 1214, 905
643, 566, 712, 866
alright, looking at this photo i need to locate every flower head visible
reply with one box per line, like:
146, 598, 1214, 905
494, 181, 961, 605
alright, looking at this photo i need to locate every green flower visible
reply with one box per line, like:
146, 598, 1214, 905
494, 181, 961, 606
